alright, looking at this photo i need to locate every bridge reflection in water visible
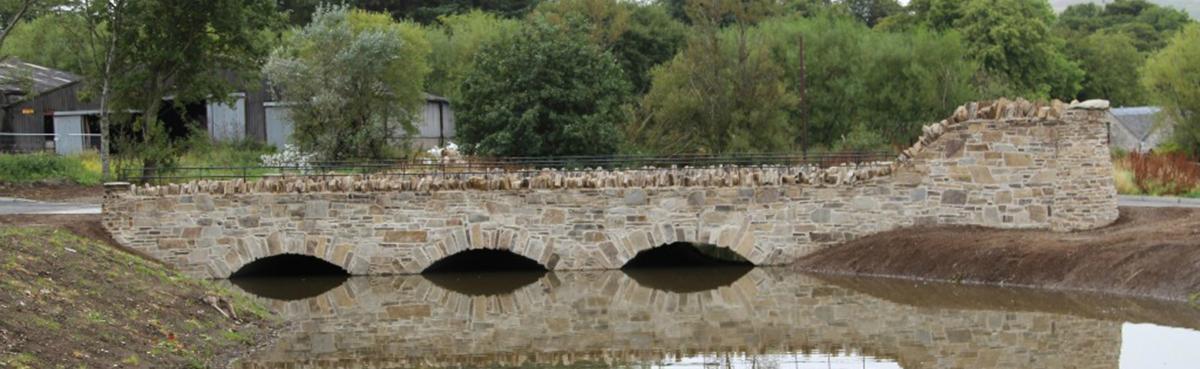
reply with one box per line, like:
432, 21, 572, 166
230, 268, 1200, 369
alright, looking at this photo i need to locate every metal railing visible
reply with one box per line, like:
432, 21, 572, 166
120, 151, 896, 185
0, 132, 102, 154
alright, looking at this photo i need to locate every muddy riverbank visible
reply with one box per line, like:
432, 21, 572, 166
794, 206, 1200, 302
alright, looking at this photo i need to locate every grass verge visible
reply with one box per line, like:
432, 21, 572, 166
0, 152, 102, 185
0, 227, 275, 368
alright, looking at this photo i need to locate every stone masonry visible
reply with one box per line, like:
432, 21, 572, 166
232, 269, 1120, 369
102, 99, 1120, 278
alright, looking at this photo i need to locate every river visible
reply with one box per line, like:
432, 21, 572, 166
227, 267, 1200, 369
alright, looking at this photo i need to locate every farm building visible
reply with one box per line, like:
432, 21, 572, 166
0, 60, 455, 154
1105, 106, 1177, 153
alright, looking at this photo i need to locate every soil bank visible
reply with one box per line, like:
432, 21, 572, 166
794, 206, 1200, 302
0, 217, 275, 368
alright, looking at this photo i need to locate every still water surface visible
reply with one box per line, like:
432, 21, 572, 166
228, 268, 1200, 369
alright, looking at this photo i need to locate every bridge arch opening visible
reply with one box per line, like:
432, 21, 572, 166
229, 254, 350, 301
621, 242, 752, 269
422, 249, 548, 274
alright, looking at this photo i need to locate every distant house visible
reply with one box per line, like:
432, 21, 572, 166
1106, 106, 1176, 153
0, 60, 456, 154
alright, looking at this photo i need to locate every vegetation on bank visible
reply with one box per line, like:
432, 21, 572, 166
1113, 151, 1200, 198
0, 152, 102, 186
3, 0, 1196, 165
0, 227, 274, 369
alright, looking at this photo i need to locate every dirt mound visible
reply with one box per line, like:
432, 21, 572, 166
794, 207, 1200, 302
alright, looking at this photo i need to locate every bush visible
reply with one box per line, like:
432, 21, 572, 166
0, 153, 102, 185
1124, 152, 1200, 196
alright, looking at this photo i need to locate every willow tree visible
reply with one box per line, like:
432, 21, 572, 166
265, 6, 431, 160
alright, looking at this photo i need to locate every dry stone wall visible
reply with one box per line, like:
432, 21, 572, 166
102, 99, 1119, 278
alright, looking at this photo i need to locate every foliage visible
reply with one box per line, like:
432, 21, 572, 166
0, 152, 102, 185
457, 20, 630, 156
265, 5, 431, 160
534, 0, 686, 94
89, 0, 276, 177
423, 10, 520, 101
1142, 24, 1200, 158
1122, 152, 1200, 196
0, 12, 89, 73
753, 15, 978, 148
955, 0, 1082, 99
1058, 0, 1193, 53
1064, 31, 1146, 107
639, 0, 794, 154
840, 0, 902, 27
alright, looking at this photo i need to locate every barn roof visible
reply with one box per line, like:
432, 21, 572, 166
0, 59, 81, 98
1110, 106, 1171, 141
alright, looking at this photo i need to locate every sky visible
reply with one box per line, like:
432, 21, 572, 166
894, 0, 1197, 18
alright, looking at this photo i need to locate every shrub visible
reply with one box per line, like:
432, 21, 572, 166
1125, 152, 1200, 196
0, 153, 102, 185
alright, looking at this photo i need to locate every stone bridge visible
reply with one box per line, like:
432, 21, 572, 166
102, 99, 1119, 278
230, 269, 1121, 369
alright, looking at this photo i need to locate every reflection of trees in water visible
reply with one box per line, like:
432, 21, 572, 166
233, 268, 1141, 369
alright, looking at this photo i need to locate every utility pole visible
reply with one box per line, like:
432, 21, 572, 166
797, 35, 808, 158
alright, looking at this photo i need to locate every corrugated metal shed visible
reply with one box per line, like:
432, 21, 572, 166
0, 59, 81, 97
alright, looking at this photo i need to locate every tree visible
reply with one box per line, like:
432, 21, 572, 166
1142, 24, 1200, 157
956, 0, 1082, 99
639, 0, 795, 154
1066, 31, 1146, 107
841, 0, 901, 27
423, 10, 520, 102
0, 13, 90, 73
97, 0, 276, 177
533, 0, 686, 94
755, 15, 977, 148
1057, 0, 1192, 53
265, 6, 430, 160
456, 20, 630, 156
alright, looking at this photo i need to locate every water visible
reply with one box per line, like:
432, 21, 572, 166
228, 268, 1200, 369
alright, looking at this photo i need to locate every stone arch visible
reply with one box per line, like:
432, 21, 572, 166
415, 224, 555, 273
601, 215, 764, 270
207, 232, 358, 278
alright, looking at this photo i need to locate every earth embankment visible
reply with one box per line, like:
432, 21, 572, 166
794, 207, 1200, 302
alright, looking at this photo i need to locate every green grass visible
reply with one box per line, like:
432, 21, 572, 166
0, 152, 102, 185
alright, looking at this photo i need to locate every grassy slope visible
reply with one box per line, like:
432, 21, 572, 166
0, 227, 274, 369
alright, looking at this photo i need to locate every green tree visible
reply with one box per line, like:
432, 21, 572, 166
0, 13, 89, 73
534, 0, 685, 93
756, 15, 977, 148
956, 0, 1082, 98
265, 6, 431, 160
1066, 31, 1146, 107
841, 0, 901, 27
1057, 0, 1192, 53
456, 20, 630, 156
94, 0, 276, 177
423, 10, 520, 101
639, 0, 795, 154
1141, 24, 1200, 157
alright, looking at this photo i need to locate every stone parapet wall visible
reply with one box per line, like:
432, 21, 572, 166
102, 99, 1119, 278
